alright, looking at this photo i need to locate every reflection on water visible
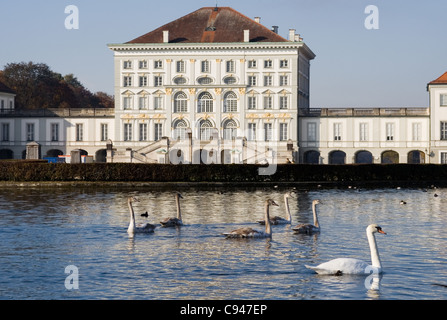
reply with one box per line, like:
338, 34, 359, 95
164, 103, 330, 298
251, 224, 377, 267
0, 185, 446, 300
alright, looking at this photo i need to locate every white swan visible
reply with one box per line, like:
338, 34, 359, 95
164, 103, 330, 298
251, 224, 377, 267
127, 197, 156, 234
223, 199, 279, 238
257, 192, 293, 225
292, 199, 321, 234
305, 224, 387, 275
160, 193, 184, 227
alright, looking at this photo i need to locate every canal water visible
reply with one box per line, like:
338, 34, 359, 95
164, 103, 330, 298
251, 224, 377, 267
0, 185, 446, 300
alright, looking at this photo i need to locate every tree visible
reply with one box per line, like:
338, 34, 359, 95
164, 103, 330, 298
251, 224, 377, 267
0, 62, 114, 109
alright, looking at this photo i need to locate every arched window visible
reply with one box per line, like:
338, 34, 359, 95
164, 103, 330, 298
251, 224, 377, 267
174, 91, 188, 113
198, 92, 213, 113
173, 119, 188, 141
200, 120, 214, 141
329, 150, 346, 165
223, 119, 237, 140
223, 91, 238, 113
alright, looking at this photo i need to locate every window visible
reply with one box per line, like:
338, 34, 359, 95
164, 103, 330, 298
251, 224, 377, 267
123, 61, 132, 69
264, 76, 273, 86
223, 91, 237, 113
264, 60, 273, 68
280, 123, 288, 141
124, 123, 132, 141
279, 96, 288, 109
248, 76, 257, 86
176, 61, 185, 73
173, 120, 188, 141
2, 123, 10, 141
441, 122, 447, 140
123, 96, 132, 109
174, 92, 188, 113
223, 120, 237, 140
101, 124, 108, 141
386, 123, 394, 141
279, 75, 288, 86
198, 92, 213, 113
441, 94, 447, 106
248, 96, 257, 110
139, 76, 147, 87
201, 60, 210, 73
26, 123, 35, 141
224, 77, 237, 85
154, 60, 163, 69
154, 96, 163, 110
0, 100, 4, 111
412, 122, 421, 141
280, 60, 289, 68
51, 123, 59, 142
263, 96, 272, 109
307, 123, 316, 141
139, 60, 147, 69
154, 124, 162, 142
248, 123, 256, 141
123, 76, 132, 87
248, 60, 257, 68
360, 123, 368, 141
264, 123, 273, 141
138, 96, 148, 110
154, 76, 163, 87
226, 60, 235, 73
441, 152, 447, 164
139, 123, 147, 141
174, 77, 187, 85
334, 123, 342, 141
198, 77, 213, 85
200, 120, 213, 141
75, 124, 83, 142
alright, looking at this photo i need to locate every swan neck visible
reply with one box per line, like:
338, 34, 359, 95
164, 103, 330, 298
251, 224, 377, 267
176, 195, 182, 220
312, 202, 319, 228
264, 202, 272, 236
284, 195, 291, 222
128, 199, 136, 230
367, 229, 382, 269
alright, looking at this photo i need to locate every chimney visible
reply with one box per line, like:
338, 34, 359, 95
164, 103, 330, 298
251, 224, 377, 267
163, 30, 169, 43
244, 30, 250, 42
295, 34, 303, 42
272, 26, 279, 34
254, 17, 261, 24
289, 29, 296, 41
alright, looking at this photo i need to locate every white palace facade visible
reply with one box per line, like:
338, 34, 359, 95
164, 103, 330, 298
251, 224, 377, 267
1, 7, 447, 165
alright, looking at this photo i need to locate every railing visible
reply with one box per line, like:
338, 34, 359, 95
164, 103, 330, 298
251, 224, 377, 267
0, 108, 114, 118
299, 107, 429, 117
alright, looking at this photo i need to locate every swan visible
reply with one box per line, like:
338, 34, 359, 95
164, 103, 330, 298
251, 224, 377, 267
223, 199, 279, 238
305, 224, 387, 275
292, 199, 321, 234
160, 193, 184, 227
127, 197, 156, 234
257, 192, 293, 225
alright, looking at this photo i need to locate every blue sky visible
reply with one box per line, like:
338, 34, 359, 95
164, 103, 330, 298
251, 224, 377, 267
1, 0, 446, 108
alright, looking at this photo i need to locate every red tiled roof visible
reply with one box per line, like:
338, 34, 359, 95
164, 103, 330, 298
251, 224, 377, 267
127, 7, 288, 44
429, 71, 447, 85
0, 80, 15, 94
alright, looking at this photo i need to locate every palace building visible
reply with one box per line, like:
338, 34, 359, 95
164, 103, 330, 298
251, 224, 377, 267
0, 7, 446, 164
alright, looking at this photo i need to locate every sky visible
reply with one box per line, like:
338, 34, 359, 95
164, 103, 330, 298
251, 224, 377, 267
1, 0, 446, 108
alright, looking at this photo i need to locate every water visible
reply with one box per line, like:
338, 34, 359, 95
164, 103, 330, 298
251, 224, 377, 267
0, 185, 446, 300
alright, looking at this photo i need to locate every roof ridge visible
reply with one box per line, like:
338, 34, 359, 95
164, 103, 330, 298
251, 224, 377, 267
126, 6, 289, 44
429, 71, 447, 85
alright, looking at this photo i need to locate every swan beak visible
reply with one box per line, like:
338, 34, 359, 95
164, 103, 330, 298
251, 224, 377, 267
378, 229, 387, 235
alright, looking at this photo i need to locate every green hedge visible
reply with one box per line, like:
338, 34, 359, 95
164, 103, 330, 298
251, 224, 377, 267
1, 162, 447, 186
